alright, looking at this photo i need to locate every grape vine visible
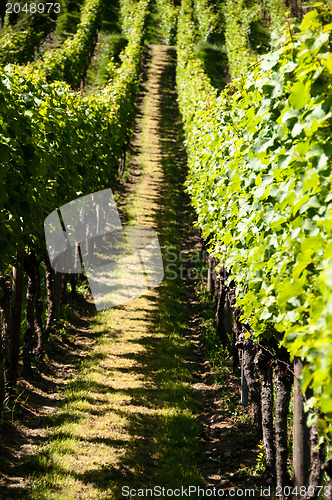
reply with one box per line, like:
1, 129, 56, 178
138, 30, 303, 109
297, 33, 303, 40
0, 1, 57, 65
0, 0, 149, 402
177, 0, 332, 476
193, 0, 218, 42
18, 0, 103, 88
264, 0, 288, 33
155, 0, 178, 45
223, 0, 261, 79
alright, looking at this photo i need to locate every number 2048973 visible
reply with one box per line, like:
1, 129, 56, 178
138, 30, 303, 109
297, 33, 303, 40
5, 3, 60, 14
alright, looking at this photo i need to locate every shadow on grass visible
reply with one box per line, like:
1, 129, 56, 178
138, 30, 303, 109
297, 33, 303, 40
195, 42, 228, 92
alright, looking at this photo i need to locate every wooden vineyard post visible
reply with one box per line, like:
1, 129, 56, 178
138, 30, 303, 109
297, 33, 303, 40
0, 275, 11, 417
293, 357, 310, 496
241, 349, 248, 406
207, 254, 213, 293
8, 251, 25, 391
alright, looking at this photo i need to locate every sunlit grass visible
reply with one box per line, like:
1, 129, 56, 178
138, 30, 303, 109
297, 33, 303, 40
19, 296, 204, 498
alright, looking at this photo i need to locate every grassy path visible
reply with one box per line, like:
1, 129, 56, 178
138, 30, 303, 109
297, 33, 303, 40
5, 44, 212, 499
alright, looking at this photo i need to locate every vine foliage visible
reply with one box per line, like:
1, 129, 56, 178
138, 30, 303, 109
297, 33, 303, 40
177, 0, 332, 448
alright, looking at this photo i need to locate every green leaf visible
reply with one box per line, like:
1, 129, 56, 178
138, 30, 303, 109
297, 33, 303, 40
289, 82, 311, 109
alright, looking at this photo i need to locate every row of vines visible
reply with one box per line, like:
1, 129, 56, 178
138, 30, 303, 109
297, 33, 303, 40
0, 0, 69, 66
21, 0, 103, 87
156, 0, 178, 44
177, 0, 332, 496
0, 0, 149, 417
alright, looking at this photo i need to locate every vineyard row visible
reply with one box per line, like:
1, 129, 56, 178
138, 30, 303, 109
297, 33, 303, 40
0, 0, 149, 409
177, 0, 332, 492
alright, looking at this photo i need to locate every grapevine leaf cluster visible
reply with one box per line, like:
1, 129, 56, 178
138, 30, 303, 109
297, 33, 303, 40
177, 0, 332, 440
18, 0, 103, 88
223, 0, 261, 79
0, 0, 149, 275
264, 0, 289, 34
156, 0, 178, 45
193, 0, 218, 43
0, 1, 57, 65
